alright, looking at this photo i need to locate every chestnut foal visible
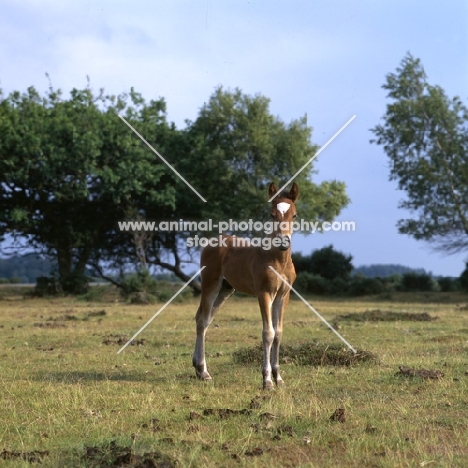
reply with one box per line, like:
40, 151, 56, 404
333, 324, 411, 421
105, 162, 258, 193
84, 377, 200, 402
193, 182, 298, 389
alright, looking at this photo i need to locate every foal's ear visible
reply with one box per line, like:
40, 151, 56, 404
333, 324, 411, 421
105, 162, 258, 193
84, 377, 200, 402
290, 182, 299, 202
268, 182, 278, 199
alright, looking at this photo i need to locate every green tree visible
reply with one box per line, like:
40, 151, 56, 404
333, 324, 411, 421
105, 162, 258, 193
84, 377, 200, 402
371, 53, 468, 253
0, 84, 176, 292
181, 87, 349, 223
293, 245, 353, 280
399, 272, 435, 292
291, 252, 313, 275
460, 262, 468, 292
0, 85, 350, 293
104, 87, 351, 291
310, 245, 353, 280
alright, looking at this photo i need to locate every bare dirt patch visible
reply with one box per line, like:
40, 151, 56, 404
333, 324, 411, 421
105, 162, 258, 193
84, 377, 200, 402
330, 408, 346, 423
82, 440, 176, 468
202, 408, 252, 418
0, 449, 49, 463
249, 395, 271, 409
47, 313, 79, 321
101, 335, 146, 346
33, 322, 66, 328
244, 447, 266, 457
46, 309, 107, 322
140, 418, 162, 432
86, 309, 107, 318
396, 366, 444, 380
36, 345, 54, 351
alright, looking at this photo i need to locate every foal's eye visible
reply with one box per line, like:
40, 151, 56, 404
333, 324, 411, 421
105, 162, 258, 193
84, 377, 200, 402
270, 213, 275, 218
293, 213, 297, 219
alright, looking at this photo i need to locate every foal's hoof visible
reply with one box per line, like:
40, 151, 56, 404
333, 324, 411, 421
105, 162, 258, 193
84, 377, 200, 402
196, 371, 213, 381
263, 380, 275, 390
276, 379, 286, 388
194, 364, 212, 381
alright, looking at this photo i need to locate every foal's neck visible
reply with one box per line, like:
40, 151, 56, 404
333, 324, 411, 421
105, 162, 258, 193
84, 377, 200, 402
265, 246, 292, 269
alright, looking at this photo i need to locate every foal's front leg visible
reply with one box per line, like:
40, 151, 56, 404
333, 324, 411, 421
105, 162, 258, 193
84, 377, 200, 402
271, 294, 287, 387
258, 292, 275, 389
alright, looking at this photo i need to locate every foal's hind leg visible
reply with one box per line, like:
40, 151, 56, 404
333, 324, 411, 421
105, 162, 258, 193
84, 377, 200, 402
193, 279, 234, 380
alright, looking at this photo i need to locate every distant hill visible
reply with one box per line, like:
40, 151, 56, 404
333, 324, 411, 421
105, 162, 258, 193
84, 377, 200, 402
0, 253, 185, 284
353, 264, 431, 278
0, 255, 436, 284
0, 254, 56, 283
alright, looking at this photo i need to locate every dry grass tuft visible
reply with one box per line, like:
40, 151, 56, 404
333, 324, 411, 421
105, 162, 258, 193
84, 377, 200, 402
233, 341, 378, 366
336, 309, 438, 322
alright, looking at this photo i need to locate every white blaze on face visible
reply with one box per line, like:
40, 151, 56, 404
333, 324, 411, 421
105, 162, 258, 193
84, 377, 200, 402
276, 202, 290, 218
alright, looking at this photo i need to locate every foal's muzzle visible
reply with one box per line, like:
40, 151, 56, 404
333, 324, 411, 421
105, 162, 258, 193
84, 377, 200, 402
277, 235, 291, 251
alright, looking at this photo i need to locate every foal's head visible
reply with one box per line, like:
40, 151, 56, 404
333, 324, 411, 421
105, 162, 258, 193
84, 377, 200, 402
268, 182, 299, 251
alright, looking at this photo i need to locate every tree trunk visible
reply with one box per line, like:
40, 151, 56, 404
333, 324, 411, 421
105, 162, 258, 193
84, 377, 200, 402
56, 245, 90, 294
56, 245, 73, 280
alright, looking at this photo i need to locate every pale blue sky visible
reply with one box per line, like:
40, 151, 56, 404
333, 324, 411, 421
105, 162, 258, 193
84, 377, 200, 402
1, 0, 467, 275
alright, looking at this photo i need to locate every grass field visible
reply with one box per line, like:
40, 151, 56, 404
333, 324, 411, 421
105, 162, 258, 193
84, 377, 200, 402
1, 286, 467, 467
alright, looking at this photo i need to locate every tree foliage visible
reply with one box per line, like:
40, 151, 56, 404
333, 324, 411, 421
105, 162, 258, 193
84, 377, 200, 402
293, 245, 353, 281
0, 84, 176, 291
0, 84, 350, 293
399, 272, 435, 292
180, 87, 349, 222
371, 53, 468, 253
76, 86, 351, 292
460, 263, 468, 292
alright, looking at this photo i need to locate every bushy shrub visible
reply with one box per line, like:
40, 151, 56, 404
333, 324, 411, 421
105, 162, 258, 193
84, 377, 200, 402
35, 276, 62, 296
291, 253, 312, 275
348, 277, 384, 296
460, 263, 468, 292
330, 277, 349, 295
120, 269, 158, 303
293, 271, 310, 293
120, 270, 192, 303
309, 245, 353, 280
292, 245, 353, 281
384, 274, 403, 291
307, 274, 334, 295
79, 285, 108, 302
294, 272, 332, 295
60, 274, 90, 294
438, 277, 459, 292
400, 273, 435, 292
